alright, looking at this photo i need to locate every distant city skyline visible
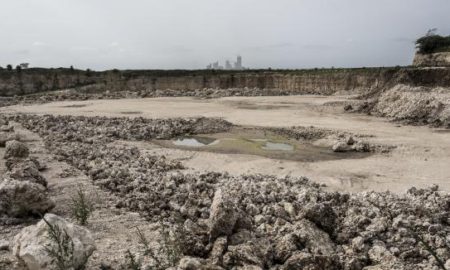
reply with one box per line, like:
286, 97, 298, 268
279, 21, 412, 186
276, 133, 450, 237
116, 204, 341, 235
0, 0, 449, 70
206, 56, 245, 70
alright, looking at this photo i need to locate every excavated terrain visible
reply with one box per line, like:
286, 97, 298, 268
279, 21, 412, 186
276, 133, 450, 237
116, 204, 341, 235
0, 68, 450, 270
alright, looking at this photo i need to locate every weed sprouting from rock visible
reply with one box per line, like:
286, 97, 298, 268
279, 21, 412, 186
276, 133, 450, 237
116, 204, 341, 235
43, 217, 87, 270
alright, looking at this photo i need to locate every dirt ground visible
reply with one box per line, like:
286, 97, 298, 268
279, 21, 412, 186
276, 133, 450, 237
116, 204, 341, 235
0, 123, 161, 269
2, 95, 449, 194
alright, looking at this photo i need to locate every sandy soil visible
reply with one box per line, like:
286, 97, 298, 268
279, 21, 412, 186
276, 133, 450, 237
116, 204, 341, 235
2, 95, 450, 193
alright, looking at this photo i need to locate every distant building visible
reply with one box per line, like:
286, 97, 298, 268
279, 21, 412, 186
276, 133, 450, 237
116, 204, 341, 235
234, 56, 243, 70
225, 60, 232, 70
206, 56, 245, 70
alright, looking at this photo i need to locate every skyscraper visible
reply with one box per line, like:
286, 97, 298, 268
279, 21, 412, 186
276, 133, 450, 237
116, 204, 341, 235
225, 60, 232, 70
234, 56, 242, 70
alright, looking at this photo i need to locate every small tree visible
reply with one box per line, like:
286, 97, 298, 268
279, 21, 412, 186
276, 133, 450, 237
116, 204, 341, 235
416, 29, 450, 54
70, 186, 94, 225
16, 65, 22, 72
6, 64, 12, 71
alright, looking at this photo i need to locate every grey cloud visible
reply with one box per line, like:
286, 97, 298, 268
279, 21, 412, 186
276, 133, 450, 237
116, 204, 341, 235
0, 0, 449, 70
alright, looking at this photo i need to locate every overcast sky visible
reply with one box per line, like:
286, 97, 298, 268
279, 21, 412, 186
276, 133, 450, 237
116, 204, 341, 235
1, 0, 449, 70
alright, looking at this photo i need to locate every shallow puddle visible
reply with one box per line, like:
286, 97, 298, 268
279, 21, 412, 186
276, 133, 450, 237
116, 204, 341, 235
157, 128, 371, 162
173, 137, 219, 147
262, 141, 294, 151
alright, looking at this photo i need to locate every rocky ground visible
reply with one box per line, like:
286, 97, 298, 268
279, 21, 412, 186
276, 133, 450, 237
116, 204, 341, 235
2, 83, 450, 128
346, 84, 450, 128
1, 113, 449, 270
0, 87, 312, 109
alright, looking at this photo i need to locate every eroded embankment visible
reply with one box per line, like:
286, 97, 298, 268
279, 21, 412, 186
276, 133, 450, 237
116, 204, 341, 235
1, 67, 450, 98
347, 84, 450, 127
2, 67, 450, 128
2, 114, 449, 270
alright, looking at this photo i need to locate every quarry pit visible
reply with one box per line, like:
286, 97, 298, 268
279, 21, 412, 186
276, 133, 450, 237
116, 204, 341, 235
1, 67, 450, 270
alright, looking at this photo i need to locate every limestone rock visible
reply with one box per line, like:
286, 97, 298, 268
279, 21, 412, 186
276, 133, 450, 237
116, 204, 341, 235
0, 239, 9, 251
303, 203, 336, 235
6, 160, 47, 187
0, 133, 9, 147
177, 256, 224, 270
274, 234, 303, 263
282, 252, 340, 270
0, 179, 54, 218
293, 220, 335, 255
332, 142, 351, 152
351, 141, 370, 152
209, 237, 227, 265
0, 125, 14, 132
209, 189, 239, 240
4, 140, 29, 159
12, 213, 96, 270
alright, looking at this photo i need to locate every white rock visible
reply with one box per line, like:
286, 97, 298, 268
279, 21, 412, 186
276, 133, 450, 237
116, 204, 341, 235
12, 213, 96, 270
332, 142, 351, 152
283, 202, 295, 217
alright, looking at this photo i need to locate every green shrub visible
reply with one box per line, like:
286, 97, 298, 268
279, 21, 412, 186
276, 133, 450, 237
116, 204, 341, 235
70, 186, 94, 225
416, 30, 450, 54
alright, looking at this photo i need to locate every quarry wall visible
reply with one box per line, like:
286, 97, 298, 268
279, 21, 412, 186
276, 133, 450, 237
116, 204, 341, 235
413, 52, 450, 67
1, 67, 450, 97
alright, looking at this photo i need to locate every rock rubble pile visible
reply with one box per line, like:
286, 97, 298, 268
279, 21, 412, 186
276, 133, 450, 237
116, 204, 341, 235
7, 114, 449, 270
0, 87, 310, 108
0, 122, 54, 222
348, 84, 450, 128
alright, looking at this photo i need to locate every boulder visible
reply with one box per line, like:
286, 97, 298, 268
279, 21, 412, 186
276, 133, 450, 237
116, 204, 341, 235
332, 142, 351, 152
292, 220, 335, 255
4, 140, 29, 159
303, 203, 337, 235
223, 239, 271, 268
0, 118, 8, 126
177, 256, 224, 270
209, 237, 227, 265
0, 239, 9, 251
282, 252, 340, 270
177, 257, 204, 270
346, 136, 355, 145
209, 189, 239, 240
274, 234, 303, 263
6, 157, 46, 172
0, 179, 54, 218
12, 213, 96, 270
0, 125, 14, 132
6, 160, 47, 187
352, 141, 370, 152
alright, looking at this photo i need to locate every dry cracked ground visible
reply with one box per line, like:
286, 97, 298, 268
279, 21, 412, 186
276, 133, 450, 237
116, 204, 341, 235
0, 91, 450, 269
